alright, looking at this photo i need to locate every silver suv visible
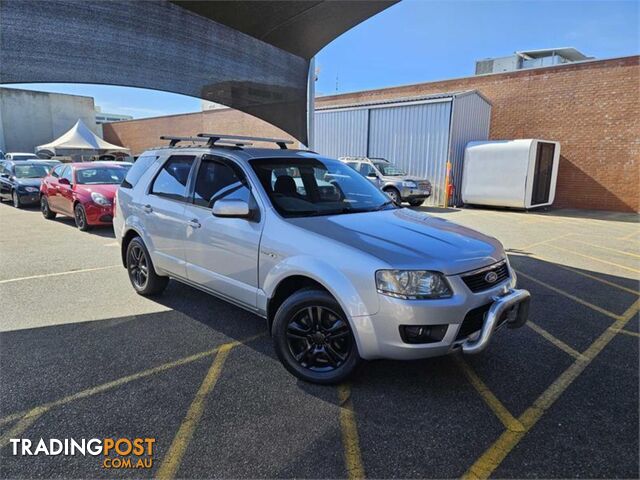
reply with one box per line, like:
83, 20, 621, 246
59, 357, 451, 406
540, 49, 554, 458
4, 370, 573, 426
114, 134, 530, 384
340, 156, 431, 206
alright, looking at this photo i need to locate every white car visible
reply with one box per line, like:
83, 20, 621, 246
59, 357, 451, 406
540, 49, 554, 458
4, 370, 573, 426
4, 152, 40, 161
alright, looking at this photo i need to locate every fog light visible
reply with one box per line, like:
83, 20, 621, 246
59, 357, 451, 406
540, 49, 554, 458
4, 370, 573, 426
399, 324, 448, 344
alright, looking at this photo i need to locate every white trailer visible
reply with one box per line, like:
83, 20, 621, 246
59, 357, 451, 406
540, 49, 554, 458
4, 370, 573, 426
461, 139, 560, 209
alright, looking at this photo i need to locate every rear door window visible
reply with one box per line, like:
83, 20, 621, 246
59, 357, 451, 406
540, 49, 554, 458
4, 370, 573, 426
150, 155, 195, 201
122, 155, 158, 189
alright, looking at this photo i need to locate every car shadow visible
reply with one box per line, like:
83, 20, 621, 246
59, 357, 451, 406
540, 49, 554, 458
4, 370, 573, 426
53, 215, 116, 238
1, 253, 636, 412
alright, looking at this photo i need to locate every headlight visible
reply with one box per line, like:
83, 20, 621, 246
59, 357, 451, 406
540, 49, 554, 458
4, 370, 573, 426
24, 186, 39, 193
91, 192, 111, 206
376, 270, 453, 299
402, 181, 417, 188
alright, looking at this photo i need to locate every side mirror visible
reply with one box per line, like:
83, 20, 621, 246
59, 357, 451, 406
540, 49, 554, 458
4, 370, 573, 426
212, 198, 250, 218
58, 178, 70, 185
367, 172, 377, 178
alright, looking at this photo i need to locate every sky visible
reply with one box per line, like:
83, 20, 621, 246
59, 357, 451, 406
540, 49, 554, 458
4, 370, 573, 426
3, 0, 638, 118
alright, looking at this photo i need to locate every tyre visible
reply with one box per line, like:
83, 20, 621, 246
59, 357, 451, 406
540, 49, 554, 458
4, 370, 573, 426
12, 190, 22, 209
408, 199, 423, 207
384, 187, 401, 206
272, 288, 361, 384
126, 236, 169, 296
41, 196, 56, 219
74, 203, 92, 231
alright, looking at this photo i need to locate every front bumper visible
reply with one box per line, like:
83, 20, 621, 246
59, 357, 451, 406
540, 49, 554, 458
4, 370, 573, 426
350, 271, 530, 360
399, 186, 431, 200
16, 190, 40, 204
84, 202, 114, 225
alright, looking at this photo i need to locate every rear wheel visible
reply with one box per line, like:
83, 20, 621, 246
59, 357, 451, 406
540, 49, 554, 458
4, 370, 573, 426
74, 203, 92, 231
272, 289, 361, 384
12, 191, 22, 209
384, 187, 401, 206
41, 196, 56, 219
126, 237, 168, 296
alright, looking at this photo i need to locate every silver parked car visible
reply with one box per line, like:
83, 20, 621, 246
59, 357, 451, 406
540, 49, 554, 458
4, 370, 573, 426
114, 134, 530, 384
340, 156, 431, 206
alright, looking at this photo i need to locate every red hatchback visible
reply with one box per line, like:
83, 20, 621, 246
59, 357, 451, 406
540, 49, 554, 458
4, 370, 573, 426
40, 162, 130, 231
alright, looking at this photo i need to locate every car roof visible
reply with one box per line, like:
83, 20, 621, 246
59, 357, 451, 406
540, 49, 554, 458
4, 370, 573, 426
142, 146, 323, 163
71, 161, 131, 169
6, 152, 38, 156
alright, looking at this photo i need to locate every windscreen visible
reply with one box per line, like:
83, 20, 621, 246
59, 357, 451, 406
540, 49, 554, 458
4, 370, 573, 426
374, 162, 406, 176
250, 157, 395, 218
76, 166, 130, 185
13, 164, 49, 178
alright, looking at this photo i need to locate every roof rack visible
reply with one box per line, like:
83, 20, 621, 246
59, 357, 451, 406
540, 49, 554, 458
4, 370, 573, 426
196, 133, 294, 149
159, 136, 253, 148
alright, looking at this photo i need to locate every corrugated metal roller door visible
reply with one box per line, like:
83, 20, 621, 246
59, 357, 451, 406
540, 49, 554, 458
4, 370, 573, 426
368, 102, 452, 206
314, 109, 368, 159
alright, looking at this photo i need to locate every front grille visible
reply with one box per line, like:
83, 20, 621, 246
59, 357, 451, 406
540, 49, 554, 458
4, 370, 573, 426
418, 181, 430, 191
455, 303, 491, 340
461, 261, 509, 293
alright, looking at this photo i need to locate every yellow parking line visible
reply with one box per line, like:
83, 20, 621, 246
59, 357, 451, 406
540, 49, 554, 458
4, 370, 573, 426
517, 233, 573, 251
0, 265, 120, 285
453, 356, 524, 432
610, 328, 640, 338
462, 299, 640, 479
526, 322, 585, 360
544, 243, 640, 274
0, 406, 49, 449
617, 230, 640, 241
545, 262, 639, 296
0, 334, 263, 427
157, 343, 233, 480
569, 238, 640, 259
338, 384, 365, 480
514, 270, 619, 320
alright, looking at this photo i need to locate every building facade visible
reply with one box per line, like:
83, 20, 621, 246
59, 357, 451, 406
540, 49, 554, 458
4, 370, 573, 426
0, 87, 99, 154
103, 55, 640, 212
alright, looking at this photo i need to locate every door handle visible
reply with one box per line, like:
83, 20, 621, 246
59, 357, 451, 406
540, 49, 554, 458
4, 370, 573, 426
188, 219, 201, 229
143, 204, 153, 213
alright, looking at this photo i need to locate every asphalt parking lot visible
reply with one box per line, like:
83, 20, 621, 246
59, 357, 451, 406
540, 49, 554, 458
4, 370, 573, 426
0, 201, 638, 479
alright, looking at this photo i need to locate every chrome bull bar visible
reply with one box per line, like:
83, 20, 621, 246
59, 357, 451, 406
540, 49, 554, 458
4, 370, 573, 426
462, 288, 531, 355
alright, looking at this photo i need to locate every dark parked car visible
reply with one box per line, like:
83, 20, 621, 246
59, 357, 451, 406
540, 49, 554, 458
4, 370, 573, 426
0, 160, 52, 208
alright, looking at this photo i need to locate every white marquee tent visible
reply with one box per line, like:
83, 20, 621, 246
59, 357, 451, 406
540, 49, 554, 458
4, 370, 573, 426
36, 119, 129, 158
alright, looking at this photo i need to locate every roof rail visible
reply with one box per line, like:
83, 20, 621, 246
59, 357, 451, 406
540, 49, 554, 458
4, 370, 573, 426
159, 135, 252, 147
196, 133, 294, 149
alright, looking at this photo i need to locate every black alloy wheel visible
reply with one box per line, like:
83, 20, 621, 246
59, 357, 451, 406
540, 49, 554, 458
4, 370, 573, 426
286, 305, 352, 372
125, 237, 169, 296
128, 243, 149, 291
272, 288, 361, 384
74, 203, 91, 231
41, 196, 56, 219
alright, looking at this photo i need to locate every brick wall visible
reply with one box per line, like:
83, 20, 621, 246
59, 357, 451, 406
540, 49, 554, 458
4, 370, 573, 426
104, 56, 640, 212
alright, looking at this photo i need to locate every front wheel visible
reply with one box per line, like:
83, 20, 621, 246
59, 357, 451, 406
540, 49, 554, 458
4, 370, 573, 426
74, 203, 92, 231
12, 191, 22, 209
272, 289, 361, 384
41, 196, 56, 219
126, 237, 169, 296
408, 199, 424, 207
